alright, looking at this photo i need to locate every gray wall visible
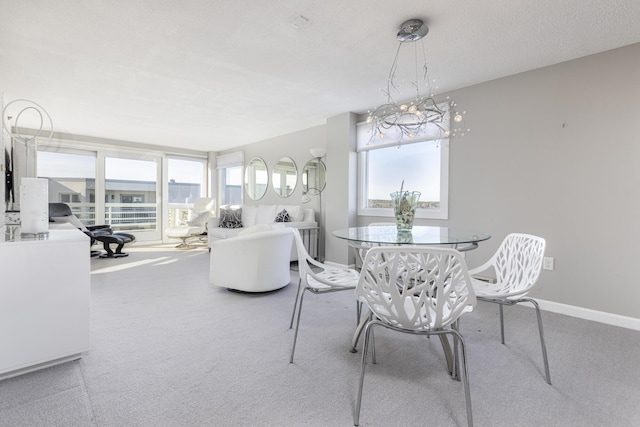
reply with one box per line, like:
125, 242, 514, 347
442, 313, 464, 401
324, 113, 358, 265
231, 124, 326, 207
361, 43, 640, 319
222, 125, 328, 251
222, 43, 640, 321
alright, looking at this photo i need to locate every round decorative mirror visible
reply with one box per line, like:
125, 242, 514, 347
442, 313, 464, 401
272, 156, 297, 198
302, 158, 326, 196
244, 157, 268, 200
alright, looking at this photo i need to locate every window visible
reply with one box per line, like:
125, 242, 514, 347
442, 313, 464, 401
60, 193, 81, 203
166, 156, 208, 228
220, 166, 242, 206
216, 152, 244, 207
167, 158, 206, 204
356, 105, 450, 220
105, 156, 158, 232
37, 150, 97, 224
358, 140, 449, 219
37, 140, 203, 243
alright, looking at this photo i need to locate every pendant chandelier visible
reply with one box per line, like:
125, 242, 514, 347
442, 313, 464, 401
366, 19, 467, 142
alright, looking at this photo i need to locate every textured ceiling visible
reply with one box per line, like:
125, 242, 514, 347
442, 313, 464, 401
2, 0, 640, 152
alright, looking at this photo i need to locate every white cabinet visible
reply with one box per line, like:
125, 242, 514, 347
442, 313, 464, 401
0, 224, 90, 379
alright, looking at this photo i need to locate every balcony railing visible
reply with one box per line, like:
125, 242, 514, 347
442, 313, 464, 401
106, 203, 157, 231
68, 203, 156, 231
67, 202, 195, 232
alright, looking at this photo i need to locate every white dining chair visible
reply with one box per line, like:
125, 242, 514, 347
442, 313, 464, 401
468, 233, 551, 384
354, 246, 476, 427
289, 228, 360, 363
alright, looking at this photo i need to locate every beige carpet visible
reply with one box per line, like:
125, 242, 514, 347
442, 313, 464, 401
1, 244, 640, 426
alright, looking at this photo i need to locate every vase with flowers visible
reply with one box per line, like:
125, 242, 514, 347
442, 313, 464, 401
390, 181, 420, 233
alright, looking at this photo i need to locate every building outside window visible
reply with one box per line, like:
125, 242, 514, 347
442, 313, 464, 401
37, 150, 97, 224
60, 193, 81, 203
121, 195, 144, 203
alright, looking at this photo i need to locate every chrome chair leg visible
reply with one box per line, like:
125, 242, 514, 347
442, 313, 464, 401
370, 327, 377, 365
452, 320, 461, 381
355, 323, 473, 427
350, 312, 372, 353
499, 304, 505, 344
451, 329, 474, 427
288, 278, 302, 329
520, 297, 551, 384
354, 321, 375, 426
289, 288, 307, 363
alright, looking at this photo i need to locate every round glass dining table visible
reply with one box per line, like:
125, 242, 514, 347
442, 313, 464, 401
332, 225, 491, 247
332, 224, 491, 378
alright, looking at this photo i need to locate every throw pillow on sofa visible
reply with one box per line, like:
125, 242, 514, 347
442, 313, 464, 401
219, 207, 243, 228
276, 205, 304, 222
275, 209, 290, 222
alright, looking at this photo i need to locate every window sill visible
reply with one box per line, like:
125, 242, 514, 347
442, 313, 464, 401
357, 207, 448, 220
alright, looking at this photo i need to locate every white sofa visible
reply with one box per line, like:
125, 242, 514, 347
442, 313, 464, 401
210, 227, 294, 292
207, 204, 317, 260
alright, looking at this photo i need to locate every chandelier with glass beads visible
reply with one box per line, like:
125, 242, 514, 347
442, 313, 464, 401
366, 19, 467, 142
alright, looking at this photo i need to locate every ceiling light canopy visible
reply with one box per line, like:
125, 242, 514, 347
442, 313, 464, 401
366, 19, 467, 143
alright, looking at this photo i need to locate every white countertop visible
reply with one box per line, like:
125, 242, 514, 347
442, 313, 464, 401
0, 223, 89, 244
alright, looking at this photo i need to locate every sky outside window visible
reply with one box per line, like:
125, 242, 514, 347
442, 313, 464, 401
168, 159, 203, 184
105, 158, 156, 181
367, 141, 440, 201
37, 151, 95, 178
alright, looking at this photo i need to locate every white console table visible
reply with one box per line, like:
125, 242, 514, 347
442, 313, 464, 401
0, 224, 90, 380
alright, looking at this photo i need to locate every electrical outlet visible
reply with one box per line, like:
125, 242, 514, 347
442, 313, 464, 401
543, 256, 554, 271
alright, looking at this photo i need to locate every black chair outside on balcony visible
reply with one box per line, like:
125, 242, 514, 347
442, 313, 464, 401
48, 203, 135, 258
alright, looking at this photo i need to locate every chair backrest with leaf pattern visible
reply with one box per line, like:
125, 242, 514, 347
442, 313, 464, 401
476, 233, 546, 298
356, 246, 476, 330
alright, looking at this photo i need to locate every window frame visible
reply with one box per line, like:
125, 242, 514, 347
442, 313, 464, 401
37, 137, 209, 243
356, 101, 451, 222
166, 156, 208, 203
357, 139, 449, 220
216, 151, 244, 208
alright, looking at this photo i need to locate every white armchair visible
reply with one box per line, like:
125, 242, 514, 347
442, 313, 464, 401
209, 226, 294, 292
165, 197, 215, 249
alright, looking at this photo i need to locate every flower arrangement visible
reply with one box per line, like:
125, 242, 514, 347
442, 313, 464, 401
390, 181, 421, 232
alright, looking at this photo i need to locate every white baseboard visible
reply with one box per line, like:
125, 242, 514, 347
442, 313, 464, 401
322, 261, 640, 332
535, 299, 640, 331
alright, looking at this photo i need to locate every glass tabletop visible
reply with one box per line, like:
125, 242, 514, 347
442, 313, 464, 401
332, 225, 491, 246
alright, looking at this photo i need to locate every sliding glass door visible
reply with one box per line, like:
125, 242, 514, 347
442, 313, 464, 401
167, 157, 207, 228
38, 145, 208, 243
38, 147, 163, 242
37, 150, 97, 223
104, 156, 160, 240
